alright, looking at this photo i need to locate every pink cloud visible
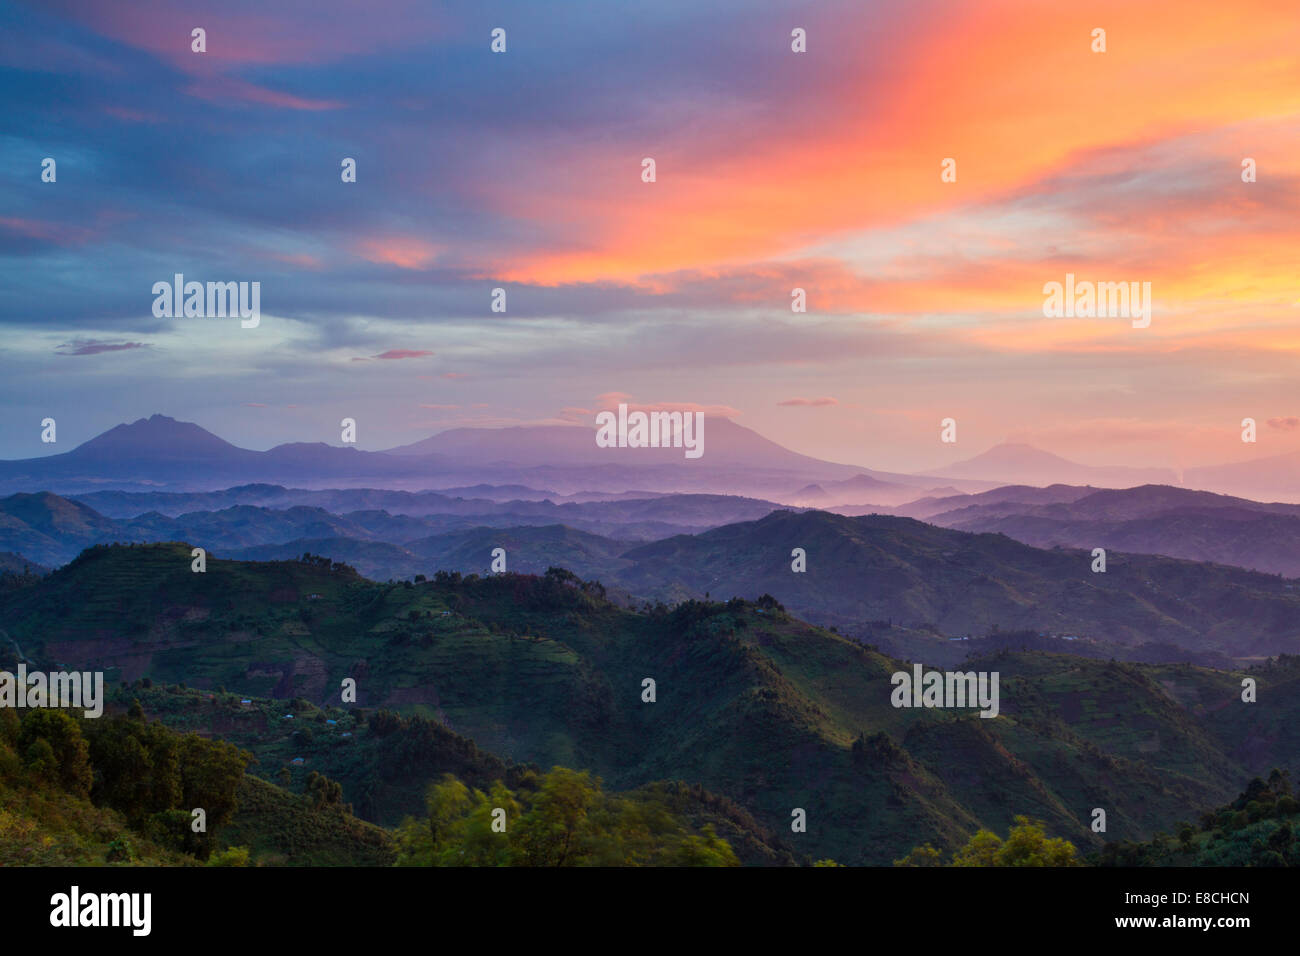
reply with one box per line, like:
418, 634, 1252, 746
53, 0, 443, 67
0, 217, 94, 246
778, 396, 839, 407
594, 394, 741, 418
183, 76, 343, 111
267, 251, 322, 269
46, 1, 440, 113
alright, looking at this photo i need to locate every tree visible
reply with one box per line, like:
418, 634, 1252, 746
995, 817, 1080, 866
893, 844, 943, 867
669, 825, 739, 867
950, 828, 1004, 867
174, 733, 251, 858
393, 775, 480, 867
207, 845, 251, 867
512, 767, 602, 866
306, 771, 347, 811
904, 817, 1080, 867
85, 716, 181, 826
19, 710, 92, 799
395, 767, 740, 867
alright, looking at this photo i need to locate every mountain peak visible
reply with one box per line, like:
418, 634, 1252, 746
965, 443, 1073, 464
72, 414, 244, 459
936, 442, 1178, 489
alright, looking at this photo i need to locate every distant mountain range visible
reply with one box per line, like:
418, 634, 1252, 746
889, 483, 1099, 520
790, 473, 952, 508
8, 487, 1300, 665
5, 413, 1300, 670
894, 483, 1300, 577
0, 414, 968, 499
1184, 449, 1300, 500
934, 442, 1300, 502
0, 489, 790, 567
934, 443, 1180, 487
11, 412, 1297, 501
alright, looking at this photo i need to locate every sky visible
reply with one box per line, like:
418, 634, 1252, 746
1, 0, 1298, 472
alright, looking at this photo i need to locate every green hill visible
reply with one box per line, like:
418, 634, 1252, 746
0, 701, 389, 867
3, 543, 1287, 864
220, 774, 395, 866
617, 510, 1300, 659
1097, 770, 1300, 866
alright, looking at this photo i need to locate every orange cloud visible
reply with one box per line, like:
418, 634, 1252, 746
486, 0, 1299, 290
355, 237, 441, 269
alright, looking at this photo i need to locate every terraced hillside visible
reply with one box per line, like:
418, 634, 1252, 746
2, 543, 1288, 864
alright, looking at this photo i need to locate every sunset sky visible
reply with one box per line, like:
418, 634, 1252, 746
2, 0, 1298, 472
